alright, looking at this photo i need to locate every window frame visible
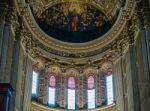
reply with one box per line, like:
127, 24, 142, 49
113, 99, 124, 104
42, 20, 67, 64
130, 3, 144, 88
106, 74, 114, 105
31, 70, 39, 96
48, 74, 56, 106
67, 76, 76, 110
87, 75, 96, 109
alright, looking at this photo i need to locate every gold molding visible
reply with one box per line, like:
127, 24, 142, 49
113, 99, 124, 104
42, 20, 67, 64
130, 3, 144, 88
15, 0, 135, 54
32, 102, 116, 111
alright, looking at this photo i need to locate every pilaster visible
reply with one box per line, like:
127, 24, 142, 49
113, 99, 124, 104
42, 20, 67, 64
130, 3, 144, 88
22, 56, 33, 111
113, 59, 124, 111
0, 3, 7, 58
127, 21, 140, 111
0, 6, 13, 83
9, 16, 23, 111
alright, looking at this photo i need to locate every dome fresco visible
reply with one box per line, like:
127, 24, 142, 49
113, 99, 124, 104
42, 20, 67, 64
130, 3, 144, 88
34, 2, 115, 43
2, 0, 148, 111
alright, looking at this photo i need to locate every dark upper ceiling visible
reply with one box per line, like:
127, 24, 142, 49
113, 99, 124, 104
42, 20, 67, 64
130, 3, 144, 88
30, 0, 121, 43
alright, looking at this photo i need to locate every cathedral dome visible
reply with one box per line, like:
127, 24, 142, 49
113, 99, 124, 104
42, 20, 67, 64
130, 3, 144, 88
32, 2, 115, 43
13, 0, 136, 110
22, 0, 126, 54
0, 0, 148, 111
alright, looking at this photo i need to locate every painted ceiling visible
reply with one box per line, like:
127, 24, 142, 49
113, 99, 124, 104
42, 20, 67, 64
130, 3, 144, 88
33, 2, 112, 43
32, 2, 118, 43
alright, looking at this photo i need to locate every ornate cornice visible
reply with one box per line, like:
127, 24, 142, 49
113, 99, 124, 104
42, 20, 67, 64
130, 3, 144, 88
32, 102, 116, 111
14, 0, 135, 53
21, 30, 42, 58
20, 21, 138, 65
11, 0, 142, 66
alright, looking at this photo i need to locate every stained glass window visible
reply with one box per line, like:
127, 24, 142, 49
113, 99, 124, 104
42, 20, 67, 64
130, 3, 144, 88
49, 75, 56, 87
48, 75, 56, 106
48, 87, 55, 105
32, 71, 38, 95
68, 76, 75, 89
106, 75, 114, 105
87, 76, 95, 89
88, 89, 95, 109
68, 89, 75, 109
87, 76, 95, 109
67, 77, 76, 110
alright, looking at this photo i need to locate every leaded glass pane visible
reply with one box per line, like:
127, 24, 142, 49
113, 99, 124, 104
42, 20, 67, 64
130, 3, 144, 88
106, 75, 114, 105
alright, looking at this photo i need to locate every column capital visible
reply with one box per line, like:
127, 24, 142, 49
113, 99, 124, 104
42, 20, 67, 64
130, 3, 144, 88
136, 1, 150, 28
127, 20, 135, 45
14, 16, 23, 42
4, 7, 14, 26
0, 3, 8, 21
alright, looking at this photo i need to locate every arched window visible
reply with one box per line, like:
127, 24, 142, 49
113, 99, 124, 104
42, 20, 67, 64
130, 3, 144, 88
67, 77, 76, 110
106, 74, 114, 105
48, 75, 56, 106
32, 70, 39, 95
49, 75, 56, 87
87, 75, 95, 109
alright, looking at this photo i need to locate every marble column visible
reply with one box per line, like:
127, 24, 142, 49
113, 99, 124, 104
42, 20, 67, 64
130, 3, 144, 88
136, 27, 150, 111
144, 27, 150, 75
113, 59, 124, 111
9, 16, 23, 111
0, 83, 13, 111
128, 38, 140, 111
22, 56, 33, 111
0, 3, 7, 59
135, 2, 150, 110
0, 9, 11, 82
0, 19, 5, 59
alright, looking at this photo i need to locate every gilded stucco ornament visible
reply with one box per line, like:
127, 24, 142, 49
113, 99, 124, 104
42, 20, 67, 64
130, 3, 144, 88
13, 0, 141, 66
30, 0, 122, 19
32, 101, 116, 111
14, 0, 135, 52
101, 61, 113, 75
21, 30, 42, 58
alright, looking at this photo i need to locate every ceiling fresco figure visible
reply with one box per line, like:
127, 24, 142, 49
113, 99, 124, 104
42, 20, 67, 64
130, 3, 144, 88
33, 2, 114, 43
70, 10, 79, 32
